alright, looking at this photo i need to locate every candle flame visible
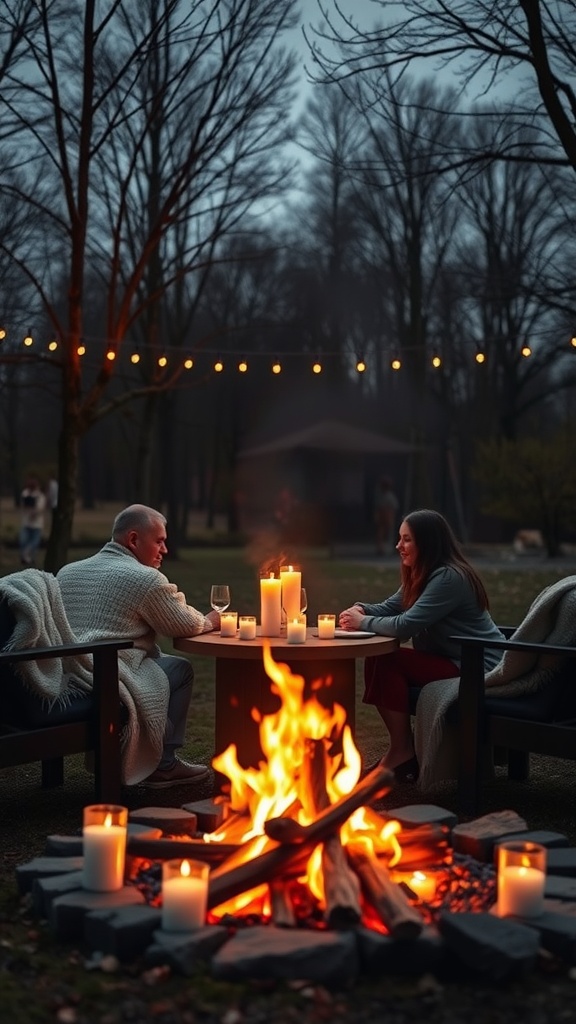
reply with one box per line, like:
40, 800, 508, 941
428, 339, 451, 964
180, 859, 191, 878
413, 871, 427, 883
104, 813, 112, 828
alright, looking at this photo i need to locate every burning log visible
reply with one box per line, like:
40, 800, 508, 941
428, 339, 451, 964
263, 763, 394, 845
270, 880, 297, 927
346, 840, 424, 940
126, 836, 239, 865
302, 738, 362, 929
208, 765, 393, 911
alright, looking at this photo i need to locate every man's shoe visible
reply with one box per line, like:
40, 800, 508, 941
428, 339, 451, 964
142, 758, 210, 789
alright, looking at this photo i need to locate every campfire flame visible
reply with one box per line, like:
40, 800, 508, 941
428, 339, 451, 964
206, 643, 409, 920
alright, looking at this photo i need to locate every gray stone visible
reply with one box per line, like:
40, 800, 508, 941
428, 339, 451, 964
492, 831, 569, 864
44, 823, 163, 858
355, 924, 445, 976
210, 925, 359, 986
15, 856, 84, 895
519, 902, 576, 962
181, 798, 226, 834
145, 925, 229, 975
546, 848, 576, 875
50, 887, 145, 941
451, 811, 528, 861
388, 804, 458, 830
545, 876, 576, 900
33, 870, 85, 917
85, 904, 163, 960
439, 910, 539, 979
128, 807, 198, 835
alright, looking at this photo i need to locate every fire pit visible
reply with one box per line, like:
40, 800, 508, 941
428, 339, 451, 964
15, 645, 576, 986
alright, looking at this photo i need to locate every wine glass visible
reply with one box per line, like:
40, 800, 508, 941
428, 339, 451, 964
210, 585, 230, 613
300, 588, 308, 614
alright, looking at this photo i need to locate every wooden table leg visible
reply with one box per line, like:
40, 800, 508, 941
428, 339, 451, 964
213, 656, 357, 775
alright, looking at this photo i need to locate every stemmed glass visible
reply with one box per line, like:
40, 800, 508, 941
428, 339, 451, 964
210, 585, 230, 613
300, 588, 308, 615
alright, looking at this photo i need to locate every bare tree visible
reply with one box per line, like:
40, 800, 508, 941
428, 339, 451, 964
306, 0, 576, 177
0, 0, 299, 569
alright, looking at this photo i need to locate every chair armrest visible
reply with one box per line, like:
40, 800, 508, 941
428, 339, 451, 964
451, 635, 576, 657
0, 638, 133, 664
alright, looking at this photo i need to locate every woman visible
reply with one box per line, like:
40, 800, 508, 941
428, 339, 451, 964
338, 509, 505, 782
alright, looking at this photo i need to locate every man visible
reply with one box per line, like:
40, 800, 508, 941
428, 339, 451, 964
57, 504, 220, 789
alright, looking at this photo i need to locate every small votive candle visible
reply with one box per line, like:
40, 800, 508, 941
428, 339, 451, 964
82, 804, 128, 892
220, 611, 238, 637
407, 870, 436, 902
317, 613, 336, 639
162, 858, 210, 931
238, 615, 257, 640
286, 617, 306, 643
497, 841, 546, 918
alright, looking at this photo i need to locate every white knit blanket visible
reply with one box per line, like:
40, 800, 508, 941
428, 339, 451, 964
0, 569, 167, 785
414, 575, 576, 790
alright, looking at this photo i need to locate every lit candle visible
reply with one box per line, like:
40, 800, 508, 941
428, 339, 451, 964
220, 611, 238, 637
280, 564, 301, 621
317, 613, 336, 639
162, 858, 209, 931
406, 870, 436, 901
260, 573, 282, 636
286, 617, 306, 643
238, 615, 257, 640
82, 804, 128, 892
497, 841, 546, 917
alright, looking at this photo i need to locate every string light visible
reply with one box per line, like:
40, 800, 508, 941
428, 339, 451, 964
0, 327, 6, 340
475, 349, 486, 364
391, 357, 401, 370
312, 359, 322, 374
77, 343, 86, 355
356, 356, 366, 372
130, 352, 140, 364
106, 348, 116, 361
431, 354, 442, 368
521, 343, 531, 357
23, 329, 33, 346
238, 358, 248, 372
184, 357, 193, 369
272, 358, 282, 374
214, 358, 224, 372
158, 355, 167, 367
48, 340, 58, 351
570, 336, 576, 348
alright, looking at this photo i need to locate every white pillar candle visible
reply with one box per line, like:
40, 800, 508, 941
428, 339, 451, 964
82, 804, 128, 892
260, 573, 282, 636
497, 841, 546, 917
238, 615, 257, 640
317, 613, 336, 639
280, 565, 301, 621
162, 858, 209, 931
286, 617, 306, 643
220, 611, 238, 637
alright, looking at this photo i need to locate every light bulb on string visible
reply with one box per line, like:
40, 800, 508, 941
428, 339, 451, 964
356, 356, 366, 373
130, 351, 140, 364
521, 343, 531, 357
391, 356, 401, 371
158, 355, 167, 367
238, 358, 248, 373
571, 336, 576, 349
184, 357, 194, 370
272, 358, 282, 374
214, 358, 224, 372
48, 339, 58, 352
106, 348, 116, 361
475, 349, 486, 364
23, 328, 33, 347
0, 327, 6, 340
312, 358, 322, 374
77, 343, 86, 356
431, 354, 442, 368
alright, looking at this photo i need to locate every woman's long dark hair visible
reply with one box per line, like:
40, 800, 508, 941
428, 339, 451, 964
400, 509, 490, 610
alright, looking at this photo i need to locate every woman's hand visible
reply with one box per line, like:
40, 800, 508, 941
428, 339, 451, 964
338, 604, 365, 630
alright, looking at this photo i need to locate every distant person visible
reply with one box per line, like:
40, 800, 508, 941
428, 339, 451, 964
339, 509, 505, 782
57, 504, 221, 789
18, 475, 46, 566
373, 476, 399, 555
46, 476, 59, 526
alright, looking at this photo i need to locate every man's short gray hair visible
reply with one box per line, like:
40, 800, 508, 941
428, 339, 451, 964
112, 504, 166, 541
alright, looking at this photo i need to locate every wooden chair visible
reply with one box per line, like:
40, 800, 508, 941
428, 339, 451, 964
453, 634, 576, 815
0, 600, 133, 803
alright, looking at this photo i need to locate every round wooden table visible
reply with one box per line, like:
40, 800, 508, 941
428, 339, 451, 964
174, 629, 397, 775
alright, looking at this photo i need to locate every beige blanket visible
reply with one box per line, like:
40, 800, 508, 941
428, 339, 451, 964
0, 568, 167, 785
413, 575, 576, 790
